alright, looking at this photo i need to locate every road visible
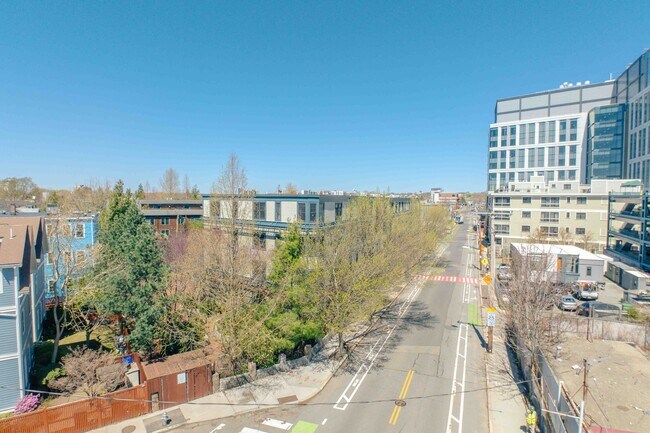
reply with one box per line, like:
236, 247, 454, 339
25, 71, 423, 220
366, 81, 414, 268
176, 215, 489, 433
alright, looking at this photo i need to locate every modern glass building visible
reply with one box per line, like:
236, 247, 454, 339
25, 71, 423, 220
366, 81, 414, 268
585, 104, 626, 183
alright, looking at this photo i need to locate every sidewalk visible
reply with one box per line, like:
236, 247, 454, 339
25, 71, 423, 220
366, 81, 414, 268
89, 338, 344, 433
482, 284, 530, 433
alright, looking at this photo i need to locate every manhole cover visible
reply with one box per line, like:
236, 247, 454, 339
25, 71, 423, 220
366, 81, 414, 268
395, 399, 406, 407
122, 426, 136, 433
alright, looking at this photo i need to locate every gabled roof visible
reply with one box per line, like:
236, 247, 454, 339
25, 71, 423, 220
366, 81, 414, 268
0, 215, 48, 261
0, 225, 29, 266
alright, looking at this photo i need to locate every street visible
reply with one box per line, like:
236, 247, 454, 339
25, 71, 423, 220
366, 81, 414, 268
174, 216, 489, 433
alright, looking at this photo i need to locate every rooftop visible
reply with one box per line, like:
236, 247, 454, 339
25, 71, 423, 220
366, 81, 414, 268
511, 243, 603, 261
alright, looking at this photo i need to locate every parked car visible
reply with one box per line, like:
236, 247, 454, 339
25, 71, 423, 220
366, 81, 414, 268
634, 291, 650, 302
497, 264, 511, 281
558, 296, 578, 311
576, 302, 620, 317
573, 284, 599, 301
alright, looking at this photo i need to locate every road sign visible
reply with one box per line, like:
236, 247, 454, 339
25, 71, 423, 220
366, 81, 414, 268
487, 307, 496, 327
482, 274, 491, 285
480, 258, 488, 266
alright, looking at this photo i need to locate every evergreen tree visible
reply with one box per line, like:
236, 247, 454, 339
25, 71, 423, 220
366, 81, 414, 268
190, 184, 201, 199
135, 183, 145, 200
94, 180, 168, 354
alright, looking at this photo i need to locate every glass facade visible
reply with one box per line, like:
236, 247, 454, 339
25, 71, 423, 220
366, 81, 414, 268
585, 104, 625, 182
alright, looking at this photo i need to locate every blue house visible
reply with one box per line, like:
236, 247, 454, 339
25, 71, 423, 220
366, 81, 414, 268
0, 216, 48, 411
44, 214, 98, 298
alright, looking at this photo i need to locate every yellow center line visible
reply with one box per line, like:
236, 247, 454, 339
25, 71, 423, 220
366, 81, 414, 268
389, 370, 415, 425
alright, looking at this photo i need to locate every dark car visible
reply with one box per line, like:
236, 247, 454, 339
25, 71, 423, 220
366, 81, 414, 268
576, 302, 620, 317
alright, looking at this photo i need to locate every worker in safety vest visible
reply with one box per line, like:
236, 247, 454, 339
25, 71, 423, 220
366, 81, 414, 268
526, 406, 537, 432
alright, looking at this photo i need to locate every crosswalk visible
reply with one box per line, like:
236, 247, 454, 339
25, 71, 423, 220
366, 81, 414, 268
414, 274, 480, 284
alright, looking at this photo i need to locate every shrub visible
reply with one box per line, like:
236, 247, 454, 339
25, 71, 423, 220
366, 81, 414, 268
14, 394, 40, 414
42, 368, 65, 386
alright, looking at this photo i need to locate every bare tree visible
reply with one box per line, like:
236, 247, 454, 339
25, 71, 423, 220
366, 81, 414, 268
182, 174, 191, 198
159, 168, 180, 198
577, 230, 596, 252
505, 245, 564, 354
284, 182, 297, 194
556, 227, 574, 246
49, 347, 125, 396
0, 177, 41, 202
46, 217, 93, 363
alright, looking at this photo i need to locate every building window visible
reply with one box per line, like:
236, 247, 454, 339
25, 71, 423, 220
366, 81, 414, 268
541, 212, 559, 223
309, 203, 317, 222
576, 213, 587, 220
160, 229, 170, 237
540, 226, 559, 237
489, 128, 498, 148
566, 212, 571, 219
559, 120, 567, 142
501, 126, 507, 147
522, 211, 531, 218
46, 252, 53, 265
494, 197, 510, 207
72, 223, 84, 238
161, 217, 170, 225
75, 250, 86, 264
522, 197, 531, 204
275, 201, 282, 222
566, 197, 571, 203
569, 118, 577, 141
563, 184, 571, 190
335, 203, 344, 220
510, 126, 516, 146
522, 225, 530, 233
48, 280, 56, 293
298, 203, 306, 221
586, 266, 592, 276
577, 197, 587, 204
253, 202, 266, 220
63, 251, 72, 264
494, 224, 509, 235
541, 197, 560, 208
575, 228, 586, 235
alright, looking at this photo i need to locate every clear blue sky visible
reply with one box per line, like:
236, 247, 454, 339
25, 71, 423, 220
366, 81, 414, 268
1, 1, 648, 193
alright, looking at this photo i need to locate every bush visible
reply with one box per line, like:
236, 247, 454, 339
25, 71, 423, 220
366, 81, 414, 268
14, 394, 40, 414
42, 368, 64, 386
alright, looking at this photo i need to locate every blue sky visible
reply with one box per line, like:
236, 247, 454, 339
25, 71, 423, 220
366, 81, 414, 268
1, 1, 648, 193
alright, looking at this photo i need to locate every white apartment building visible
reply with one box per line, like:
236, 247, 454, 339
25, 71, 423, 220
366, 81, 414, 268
488, 177, 641, 255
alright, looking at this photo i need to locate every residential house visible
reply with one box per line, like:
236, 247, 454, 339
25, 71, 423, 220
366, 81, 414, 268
0, 216, 48, 411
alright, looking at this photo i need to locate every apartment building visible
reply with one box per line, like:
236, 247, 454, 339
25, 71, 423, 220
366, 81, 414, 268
0, 216, 48, 411
488, 177, 640, 254
139, 199, 203, 236
202, 193, 411, 250
44, 214, 98, 298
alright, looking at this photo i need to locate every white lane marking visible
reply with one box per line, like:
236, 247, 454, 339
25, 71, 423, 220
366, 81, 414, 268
261, 418, 293, 430
322, 418, 328, 425
210, 424, 226, 433
446, 322, 469, 433
240, 428, 268, 433
333, 279, 423, 411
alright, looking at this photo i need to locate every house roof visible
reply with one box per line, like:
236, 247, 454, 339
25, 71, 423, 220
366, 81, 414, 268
0, 224, 29, 266
511, 243, 603, 261
141, 346, 220, 380
0, 215, 48, 261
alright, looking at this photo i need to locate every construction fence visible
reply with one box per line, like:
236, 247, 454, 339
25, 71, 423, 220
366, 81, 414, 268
514, 338, 584, 433
550, 315, 650, 349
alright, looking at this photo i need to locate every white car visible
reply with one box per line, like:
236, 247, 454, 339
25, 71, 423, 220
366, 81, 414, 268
573, 285, 598, 301
558, 296, 578, 311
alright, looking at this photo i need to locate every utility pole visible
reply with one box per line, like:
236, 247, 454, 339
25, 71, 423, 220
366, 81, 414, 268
582, 358, 589, 403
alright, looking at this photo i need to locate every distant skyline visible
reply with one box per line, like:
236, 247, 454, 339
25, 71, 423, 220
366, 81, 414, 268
1, 1, 649, 193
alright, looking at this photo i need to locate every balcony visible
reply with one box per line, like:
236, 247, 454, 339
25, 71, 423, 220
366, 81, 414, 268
609, 228, 642, 242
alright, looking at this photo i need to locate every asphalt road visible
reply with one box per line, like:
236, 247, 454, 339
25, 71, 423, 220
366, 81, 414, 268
176, 214, 489, 433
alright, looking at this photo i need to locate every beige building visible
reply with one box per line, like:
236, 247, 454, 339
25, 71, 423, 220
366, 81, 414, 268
488, 177, 640, 255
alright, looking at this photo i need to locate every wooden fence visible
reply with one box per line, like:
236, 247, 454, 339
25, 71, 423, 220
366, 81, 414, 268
0, 362, 213, 433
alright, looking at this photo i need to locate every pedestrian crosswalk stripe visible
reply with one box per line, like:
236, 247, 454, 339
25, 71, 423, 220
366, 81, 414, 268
414, 275, 479, 284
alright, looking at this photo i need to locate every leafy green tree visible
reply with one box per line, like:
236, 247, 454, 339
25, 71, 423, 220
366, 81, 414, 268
93, 180, 169, 354
190, 185, 201, 199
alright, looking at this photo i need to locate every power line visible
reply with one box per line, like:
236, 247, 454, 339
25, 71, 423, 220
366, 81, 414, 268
0, 378, 534, 408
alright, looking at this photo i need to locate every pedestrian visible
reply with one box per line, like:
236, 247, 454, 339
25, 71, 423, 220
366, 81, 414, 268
526, 405, 537, 433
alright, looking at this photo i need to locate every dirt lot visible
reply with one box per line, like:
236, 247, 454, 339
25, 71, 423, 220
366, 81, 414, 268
549, 337, 650, 433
